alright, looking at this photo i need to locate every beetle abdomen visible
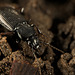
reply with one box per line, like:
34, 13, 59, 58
0, 7, 26, 31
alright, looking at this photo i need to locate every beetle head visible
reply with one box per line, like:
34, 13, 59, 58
26, 35, 40, 49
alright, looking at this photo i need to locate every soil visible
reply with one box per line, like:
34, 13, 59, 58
0, 0, 75, 75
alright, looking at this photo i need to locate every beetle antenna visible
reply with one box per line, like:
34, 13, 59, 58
32, 25, 64, 53
40, 41, 64, 53
47, 43, 64, 53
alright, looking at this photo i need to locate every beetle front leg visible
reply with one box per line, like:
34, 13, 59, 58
31, 47, 42, 75
31, 24, 47, 37
31, 24, 41, 33
20, 7, 25, 15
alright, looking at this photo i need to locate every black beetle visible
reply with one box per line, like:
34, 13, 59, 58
0, 7, 40, 50
0, 7, 64, 54
0, 6, 64, 75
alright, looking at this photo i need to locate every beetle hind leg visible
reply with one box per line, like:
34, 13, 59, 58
0, 32, 15, 36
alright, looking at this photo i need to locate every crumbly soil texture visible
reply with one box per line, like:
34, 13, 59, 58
0, 0, 75, 75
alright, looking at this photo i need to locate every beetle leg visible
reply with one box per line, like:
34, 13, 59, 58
31, 24, 48, 38
32, 47, 41, 75
0, 32, 14, 36
27, 19, 32, 24
31, 24, 41, 33
20, 7, 25, 15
